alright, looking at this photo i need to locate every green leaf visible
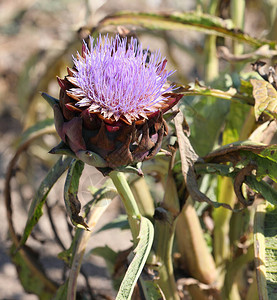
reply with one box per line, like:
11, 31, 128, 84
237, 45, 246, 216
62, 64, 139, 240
11, 244, 57, 299
15, 118, 55, 147
99, 11, 272, 47
64, 159, 88, 229
251, 79, 277, 120
53, 281, 68, 300
17, 51, 44, 112
89, 246, 122, 291
259, 145, 277, 163
76, 149, 108, 168
245, 176, 277, 207
183, 96, 230, 156
116, 217, 154, 300
178, 82, 254, 106
49, 140, 76, 157
140, 280, 165, 300
96, 214, 129, 233
263, 206, 277, 298
18, 156, 73, 248
254, 202, 277, 300
222, 101, 251, 145
240, 149, 277, 183
41, 92, 59, 108
89, 246, 118, 276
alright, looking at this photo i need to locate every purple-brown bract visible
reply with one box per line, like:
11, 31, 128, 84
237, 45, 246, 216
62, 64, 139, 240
54, 34, 182, 169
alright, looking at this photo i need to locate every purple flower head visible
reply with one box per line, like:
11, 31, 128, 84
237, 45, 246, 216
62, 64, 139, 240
67, 34, 175, 124
54, 34, 182, 169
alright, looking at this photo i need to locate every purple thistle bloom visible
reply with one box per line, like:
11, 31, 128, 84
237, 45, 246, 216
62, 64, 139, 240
54, 34, 182, 169
67, 34, 175, 124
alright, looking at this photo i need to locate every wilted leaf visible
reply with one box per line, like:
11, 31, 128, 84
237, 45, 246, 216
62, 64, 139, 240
116, 217, 154, 300
203, 140, 268, 164
174, 111, 233, 210
18, 156, 73, 249
251, 79, 277, 120
64, 159, 88, 229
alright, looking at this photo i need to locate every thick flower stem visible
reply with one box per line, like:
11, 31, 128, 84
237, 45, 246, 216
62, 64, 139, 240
109, 171, 141, 245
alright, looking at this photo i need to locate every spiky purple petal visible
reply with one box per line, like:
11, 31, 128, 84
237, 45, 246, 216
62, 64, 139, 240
70, 34, 175, 122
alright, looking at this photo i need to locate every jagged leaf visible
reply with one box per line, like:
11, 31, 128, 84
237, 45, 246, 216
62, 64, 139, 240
116, 217, 154, 300
251, 79, 277, 120
64, 159, 88, 229
18, 156, 73, 249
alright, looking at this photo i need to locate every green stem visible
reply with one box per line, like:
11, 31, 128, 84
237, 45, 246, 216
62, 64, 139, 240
222, 244, 255, 299
204, 0, 218, 82
154, 170, 180, 300
130, 176, 155, 219
230, 0, 245, 72
67, 191, 113, 300
231, 0, 245, 55
109, 171, 141, 245
213, 177, 235, 267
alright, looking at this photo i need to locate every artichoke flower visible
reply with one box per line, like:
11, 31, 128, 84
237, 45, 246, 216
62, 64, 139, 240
51, 34, 182, 170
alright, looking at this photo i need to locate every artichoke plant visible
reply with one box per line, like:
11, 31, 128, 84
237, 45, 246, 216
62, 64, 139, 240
52, 34, 182, 170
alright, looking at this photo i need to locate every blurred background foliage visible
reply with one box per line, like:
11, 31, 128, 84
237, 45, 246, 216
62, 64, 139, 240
1, 0, 277, 299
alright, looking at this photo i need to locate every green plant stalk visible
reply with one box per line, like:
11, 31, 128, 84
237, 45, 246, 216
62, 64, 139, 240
176, 198, 217, 284
245, 272, 259, 300
204, 35, 219, 82
109, 171, 141, 245
130, 176, 155, 218
67, 196, 112, 300
253, 202, 268, 300
222, 244, 255, 299
231, 0, 245, 55
204, 0, 218, 82
213, 177, 236, 268
154, 171, 180, 300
